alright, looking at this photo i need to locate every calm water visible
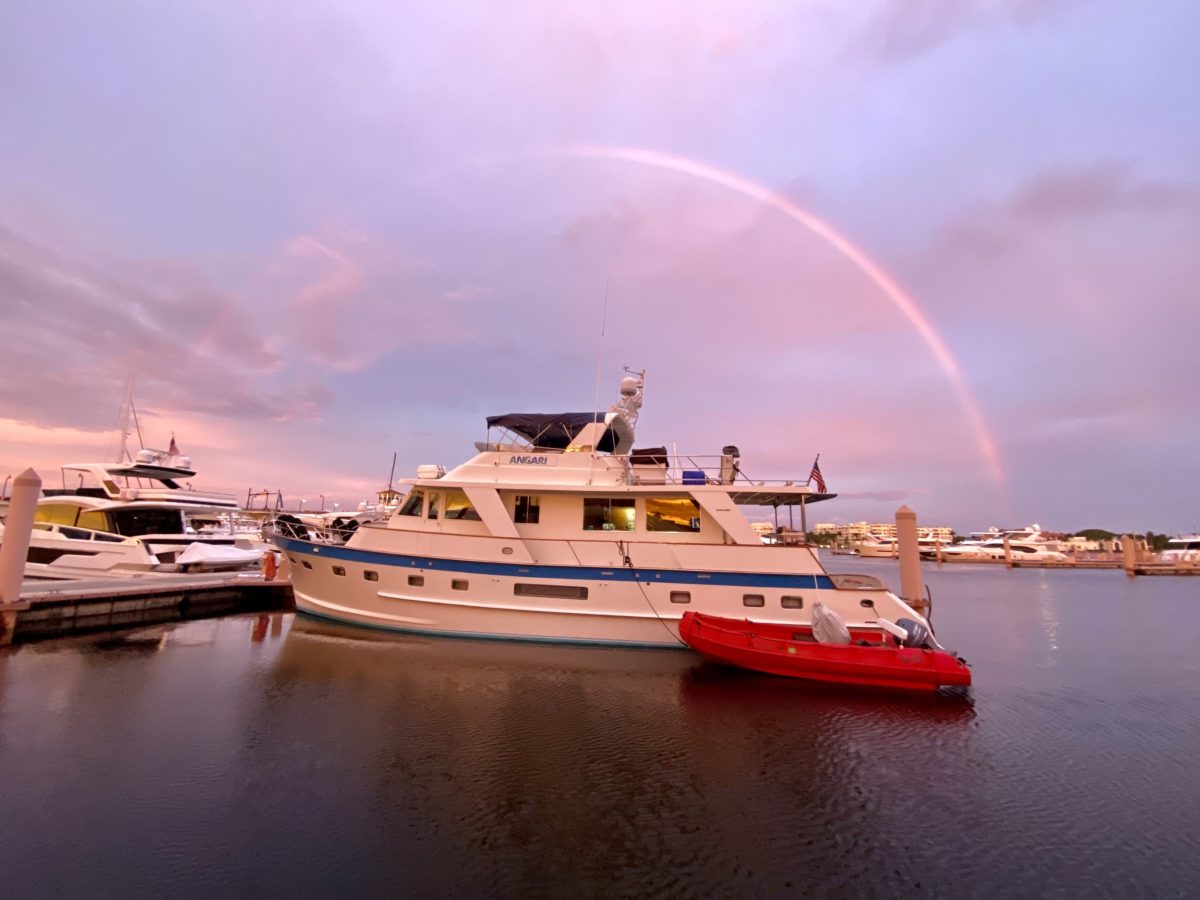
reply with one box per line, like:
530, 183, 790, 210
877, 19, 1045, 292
1, 560, 1198, 898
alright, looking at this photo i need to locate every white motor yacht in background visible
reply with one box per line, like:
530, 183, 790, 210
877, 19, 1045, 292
857, 534, 946, 559
939, 525, 1068, 563
1161, 535, 1200, 564
274, 371, 937, 648
9, 445, 264, 577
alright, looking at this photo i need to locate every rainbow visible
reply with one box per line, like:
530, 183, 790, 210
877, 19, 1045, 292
548, 144, 1004, 486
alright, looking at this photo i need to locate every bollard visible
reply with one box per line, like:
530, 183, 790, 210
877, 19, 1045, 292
1122, 534, 1138, 576
1003, 536, 1013, 568
895, 506, 924, 613
0, 468, 41, 607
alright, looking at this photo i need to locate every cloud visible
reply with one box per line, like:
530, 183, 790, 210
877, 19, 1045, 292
854, 0, 1077, 63
934, 162, 1198, 261
0, 218, 311, 429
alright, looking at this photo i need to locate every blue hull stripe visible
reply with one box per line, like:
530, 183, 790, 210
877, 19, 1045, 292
274, 535, 835, 591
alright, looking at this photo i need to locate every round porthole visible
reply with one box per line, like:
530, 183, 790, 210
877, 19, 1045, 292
502, 547, 514, 555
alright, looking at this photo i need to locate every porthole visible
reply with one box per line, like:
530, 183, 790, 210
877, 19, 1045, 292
301, 560, 313, 570
363, 570, 379, 582
743, 594, 765, 608
452, 579, 469, 591
502, 547, 514, 555
781, 595, 804, 609
332, 566, 346, 576
669, 591, 691, 604
408, 575, 424, 587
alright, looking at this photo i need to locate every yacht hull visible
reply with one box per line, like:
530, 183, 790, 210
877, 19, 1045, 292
275, 535, 928, 648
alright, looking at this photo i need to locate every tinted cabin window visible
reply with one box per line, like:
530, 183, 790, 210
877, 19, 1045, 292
397, 491, 424, 517
426, 492, 440, 519
646, 497, 701, 533
110, 508, 185, 537
34, 504, 80, 526
443, 489, 481, 521
583, 498, 635, 531
514, 495, 540, 524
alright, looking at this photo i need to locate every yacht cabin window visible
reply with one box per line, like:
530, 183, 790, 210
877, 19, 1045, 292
110, 508, 185, 537
426, 492, 440, 519
77, 510, 110, 532
514, 495, 540, 525
35, 504, 80, 526
397, 491, 424, 517
583, 498, 635, 531
442, 489, 481, 521
645, 497, 701, 533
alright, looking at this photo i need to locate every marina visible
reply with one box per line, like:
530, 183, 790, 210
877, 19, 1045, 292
1, 558, 1196, 897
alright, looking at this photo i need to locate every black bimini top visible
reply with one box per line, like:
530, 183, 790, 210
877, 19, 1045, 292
486, 412, 617, 452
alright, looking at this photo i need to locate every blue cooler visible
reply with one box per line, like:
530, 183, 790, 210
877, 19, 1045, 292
682, 470, 706, 485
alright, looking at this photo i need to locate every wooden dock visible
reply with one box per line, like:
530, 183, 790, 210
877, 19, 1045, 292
3, 573, 293, 644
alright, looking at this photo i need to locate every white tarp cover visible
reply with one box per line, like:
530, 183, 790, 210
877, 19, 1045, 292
176, 542, 264, 569
811, 601, 852, 645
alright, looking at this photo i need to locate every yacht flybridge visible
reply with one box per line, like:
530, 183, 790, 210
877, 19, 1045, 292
274, 372, 935, 648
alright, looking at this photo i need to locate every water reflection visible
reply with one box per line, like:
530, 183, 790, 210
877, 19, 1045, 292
263, 618, 982, 897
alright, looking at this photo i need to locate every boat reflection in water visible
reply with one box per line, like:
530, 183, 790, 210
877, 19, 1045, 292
272, 617, 977, 897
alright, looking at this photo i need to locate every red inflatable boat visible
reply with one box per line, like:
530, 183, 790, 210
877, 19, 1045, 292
679, 611, 971, 692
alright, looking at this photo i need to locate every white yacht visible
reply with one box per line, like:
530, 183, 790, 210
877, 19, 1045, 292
1161, 535, 1200, 564
856, 534, 945, 559
10, 447, 264, 577
938, 525, 1068, 563
275, 372, 936, 648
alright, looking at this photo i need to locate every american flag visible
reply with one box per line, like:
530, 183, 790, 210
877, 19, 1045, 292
809, 455, 826, 493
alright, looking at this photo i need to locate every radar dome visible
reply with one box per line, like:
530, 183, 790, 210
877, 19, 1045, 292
619, 376, 640, 396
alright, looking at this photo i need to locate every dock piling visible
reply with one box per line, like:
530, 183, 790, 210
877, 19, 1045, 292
0, 468, 41, 643
1123, 535, 1138, 576
895, 506, 926, 615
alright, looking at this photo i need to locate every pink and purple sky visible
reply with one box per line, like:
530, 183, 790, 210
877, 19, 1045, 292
1, 1, 1197, 533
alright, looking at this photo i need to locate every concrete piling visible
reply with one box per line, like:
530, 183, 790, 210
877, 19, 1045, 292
1123, 535, 1138, 576
895, 506, 925, 614
0, 468, 41, 643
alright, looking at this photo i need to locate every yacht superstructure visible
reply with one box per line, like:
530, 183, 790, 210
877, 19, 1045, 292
275, 373, 933, 648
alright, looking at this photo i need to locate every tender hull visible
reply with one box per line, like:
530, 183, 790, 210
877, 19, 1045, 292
679, 612, 971, 691
275, 535, 929, 649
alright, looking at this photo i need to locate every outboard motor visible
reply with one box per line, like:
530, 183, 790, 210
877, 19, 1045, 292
894, 617, 932, 649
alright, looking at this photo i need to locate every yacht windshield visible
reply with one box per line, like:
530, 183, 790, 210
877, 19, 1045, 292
110, 507, 186, 537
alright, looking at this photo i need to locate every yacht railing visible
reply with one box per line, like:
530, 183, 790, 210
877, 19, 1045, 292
623, 453, 818, 489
